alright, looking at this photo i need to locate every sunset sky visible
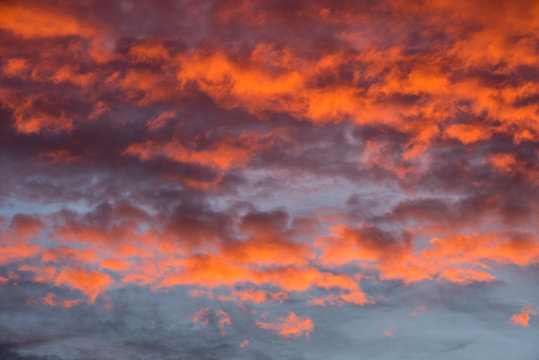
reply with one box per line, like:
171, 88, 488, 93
1, 0, 538, 359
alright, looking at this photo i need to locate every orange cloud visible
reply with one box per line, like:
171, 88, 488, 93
160, 255, 253, 288
20, 264, 116, 306
0, 243, 43, 265
1, 2, 539, 350
125, 131, 271, 171
318, 224, 539, 285
0, 88, 77, 134
221, 237, 314, 267
0, 5, 97, 39
100, 258, 131, 272
145, 111, 176, 131
445, 124, 493, 144
239, 338, 249, 348
51, 65, 95, 88
192, 307, 210, 326
256, 312, 314, 338
128, 42, 171, 64
159, 253, 373, 307
307, 297, 326, 307
216, 309, 231, 336
54, 268, 113, 304
41, 293, 80, 308
3, 58, 29, 77
510, 304, 537, 328
316, 223, 411, 266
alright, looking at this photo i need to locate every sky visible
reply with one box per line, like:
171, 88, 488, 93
0, 0, 538, 359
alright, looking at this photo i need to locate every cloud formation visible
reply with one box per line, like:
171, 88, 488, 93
510, 304, 537, 328
256, 312, 314, 339
1, 0, 538, 358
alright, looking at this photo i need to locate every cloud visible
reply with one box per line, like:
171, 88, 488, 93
256, 312, 314, 338
192, 307, 210, 326
408, 305, 427, 317
510, 304, 537, 328
0, 4, 97, 39
8, 214, 45, 240
239, 338, 249, 348
0, 0, 538, 358
53, 268, 112, 304
216, 309, 232, 336
189, 288, 288, 305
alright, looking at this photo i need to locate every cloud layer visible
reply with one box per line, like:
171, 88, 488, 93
1, 0, 538, 358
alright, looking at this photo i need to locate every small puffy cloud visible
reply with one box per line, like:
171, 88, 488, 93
510, 304, 537, 328
239, 338, 249, 348
256, 312, 314, 338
